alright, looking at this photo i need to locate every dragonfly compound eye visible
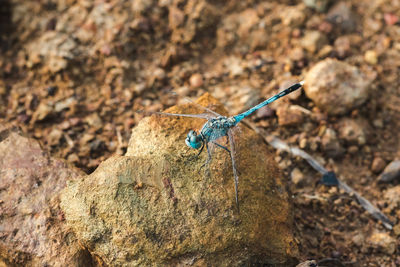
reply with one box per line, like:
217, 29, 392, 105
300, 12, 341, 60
185, 130, 202, 149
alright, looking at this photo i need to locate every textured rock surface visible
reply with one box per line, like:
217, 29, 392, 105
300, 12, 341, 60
0, 128, 93, 266
304, 58, 371, 115
61, 94, 298, 266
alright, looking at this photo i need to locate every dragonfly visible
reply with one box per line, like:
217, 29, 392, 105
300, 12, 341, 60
149, 81, 304, 211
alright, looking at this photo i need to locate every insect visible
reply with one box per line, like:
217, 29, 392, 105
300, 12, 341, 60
150, 81, 304, 211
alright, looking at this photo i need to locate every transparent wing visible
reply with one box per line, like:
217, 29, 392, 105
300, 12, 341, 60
227, 130, 240, 212
137, 110, 213, 120
170, 91, 223, 117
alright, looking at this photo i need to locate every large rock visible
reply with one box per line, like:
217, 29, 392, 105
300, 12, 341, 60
0, 128, 92, 266
60, 94, 298, 266
304, 58, 370, 115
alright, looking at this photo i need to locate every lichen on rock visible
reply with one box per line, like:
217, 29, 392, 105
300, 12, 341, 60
60, 93, 298, 266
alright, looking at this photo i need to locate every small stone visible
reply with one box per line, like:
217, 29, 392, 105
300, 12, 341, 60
371, 157, 386, 174
384, 13, 399, 26
364, 50, 378, 65
393, 224, 400, 237
384, 185, 400, 211
189, 73, 203, 88
321, 128, 344, 158
352, 233, 365, 247
348, 145, 358, 154
367, 231, 396, 255
338, 118, 368, 145
303, 0, 329, 12
32, 102, 54, 121
67, 153, 79, 163
276, 104, 304, 126
85, 113, 103, 131
334, 36, 351, 58
300, 30, 328, 53
291, 168, 305, 185
372, 118, 384, 128
47, 128, 63, 146
255, 106, 274, 119
280, 5, 306, 27
296, 260, 318, 267
326, 2, 356, 32
299, 138, 307, 149
379, 160, 400, 183
80, 133, 95, 146
304, 58, 370, 115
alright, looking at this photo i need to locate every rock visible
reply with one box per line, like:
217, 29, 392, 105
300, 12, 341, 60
47, 128, 63, 146
189, 73, 203, 88
303, 0, 329, 12
32, 102, 54, 122
334, 36, 351, 58
379, 160, 400, 183
304, 59, 370, 115
364, 50, 378, 65
321, 128, 344, 158
367, 231, 396, 255
60, 94, 298, 266
280, 5, 306, 27
296, 259, 318, 267
276, 104, 305, 126
291, 168, 306, 185
326, 2, 356, 33
337, 118, 368, 145
370, 157, 386, 174
300, 30, 328, 53
0, 128, 90, 266
383, 185, 400, 211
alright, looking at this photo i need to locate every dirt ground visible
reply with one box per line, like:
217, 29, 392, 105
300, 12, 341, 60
1, 0, 399, 266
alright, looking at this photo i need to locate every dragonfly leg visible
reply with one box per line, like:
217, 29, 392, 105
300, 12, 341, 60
212, 142, 231, 155
199, 142, 212, 172
195, 142, 205, 158
228, 130, 240, 213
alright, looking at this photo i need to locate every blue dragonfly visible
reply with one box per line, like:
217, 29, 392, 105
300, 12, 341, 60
151, 81, 304, 211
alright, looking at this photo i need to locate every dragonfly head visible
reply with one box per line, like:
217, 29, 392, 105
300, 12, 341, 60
185, 130, 203, 149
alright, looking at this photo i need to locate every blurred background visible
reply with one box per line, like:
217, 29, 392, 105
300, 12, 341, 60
0, 0, 399, 265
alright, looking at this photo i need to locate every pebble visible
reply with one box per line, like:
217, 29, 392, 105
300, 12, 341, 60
303, 0, 329, 12
367, 231, 396, 255
364, 50, 378, 65
67, 153, 79, 163
334, 36, 351, 58
296, 260, 318, 267
326, 2, 356, 32
338, 118, 367, 145
321, 128, 344, 158
379, 160, 400, 183
47, 128, 63, 146
280, 5, 306, 27
384, 185, 400, 211
370, 157, 386, 174
300, 30, 328, 53
384, 13, 399, 26
189, 73, 203, 88
85, 113, 103, 131
32, 102, 54, 121
276, 104, 304, 126
304, 58, 370, 115
255, 106, 274, 119
291, 168, 305, 185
